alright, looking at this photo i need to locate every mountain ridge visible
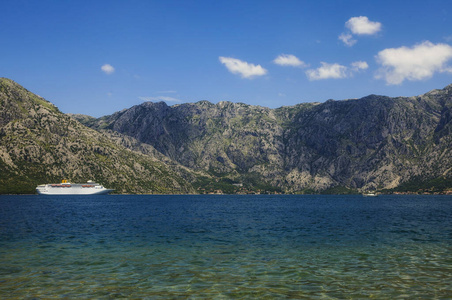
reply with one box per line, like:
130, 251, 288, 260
0, 78, 200, 194
1, 77, 451, 194
77, 83, 452, 193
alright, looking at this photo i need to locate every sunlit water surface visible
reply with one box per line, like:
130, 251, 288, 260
0, 195, 451, 299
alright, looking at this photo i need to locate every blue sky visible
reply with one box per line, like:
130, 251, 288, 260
2, 0, 452, 117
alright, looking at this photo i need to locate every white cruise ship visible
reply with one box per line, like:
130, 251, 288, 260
36, 180, 114, 195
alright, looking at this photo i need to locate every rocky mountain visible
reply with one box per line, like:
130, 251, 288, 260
79, 84, 452, 193
1, 77, 451, 194
0, 78, 198, 194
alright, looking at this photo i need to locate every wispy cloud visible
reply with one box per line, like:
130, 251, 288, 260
351, 61, 369, 71
157, 90, 177, 94
339, 16, 381, 46
219, 56, 267, 79
306, 62, 348, 80
273, 54, 307, 67
375, 41, 452, 85
338, 33, 356, 47
139, 96, 182, 103
101, 64, 115, 75
306, 61, 369, 80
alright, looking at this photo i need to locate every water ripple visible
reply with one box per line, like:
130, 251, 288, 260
0, 194, 451, 298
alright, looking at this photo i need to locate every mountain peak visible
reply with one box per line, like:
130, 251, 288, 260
2, 78, 452, 194
0, 79, 197, 194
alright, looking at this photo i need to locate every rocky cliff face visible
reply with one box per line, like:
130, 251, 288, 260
282, 91, 452, 191
2, 77, 451, 194
83, 85, 452, 192
0, 78, 197, 194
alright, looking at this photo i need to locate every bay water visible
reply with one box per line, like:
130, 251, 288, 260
0, 194, 451, 299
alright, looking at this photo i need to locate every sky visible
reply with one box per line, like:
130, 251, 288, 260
1, 0, 452, 117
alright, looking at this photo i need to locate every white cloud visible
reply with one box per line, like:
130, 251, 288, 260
338, 33, 357, 47
306, 61, 369, 80
101, 64, 115, 75
351, 61, 369, 71
139, 96, 181, 103
273, 54, 306, 67
339, 16, 381, 46
346, 16, 382, 35
219, 56, 267, 79
375, 41, 452, 85
306, 62, 348, 80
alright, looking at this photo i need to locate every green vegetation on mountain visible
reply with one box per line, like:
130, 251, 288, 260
1, 77, 451, 194
80, 85, 452, 194
0, 78, 198, 194
384, 176, 452, 194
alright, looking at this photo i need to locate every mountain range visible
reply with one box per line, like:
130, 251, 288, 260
1, 77, 451, 194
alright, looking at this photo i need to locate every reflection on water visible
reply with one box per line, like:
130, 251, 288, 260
0, 195, 451, 298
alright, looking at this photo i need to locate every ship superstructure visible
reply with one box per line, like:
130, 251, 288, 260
36, 180, 113, 195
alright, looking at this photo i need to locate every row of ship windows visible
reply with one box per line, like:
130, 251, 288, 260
50, 185, 95, 188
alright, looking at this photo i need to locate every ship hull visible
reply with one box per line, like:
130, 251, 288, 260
36, 188, 114, 195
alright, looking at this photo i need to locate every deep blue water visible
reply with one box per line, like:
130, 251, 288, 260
0, 194, 451, 299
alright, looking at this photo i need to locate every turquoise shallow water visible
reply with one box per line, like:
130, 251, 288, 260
0, 194, 451, 299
